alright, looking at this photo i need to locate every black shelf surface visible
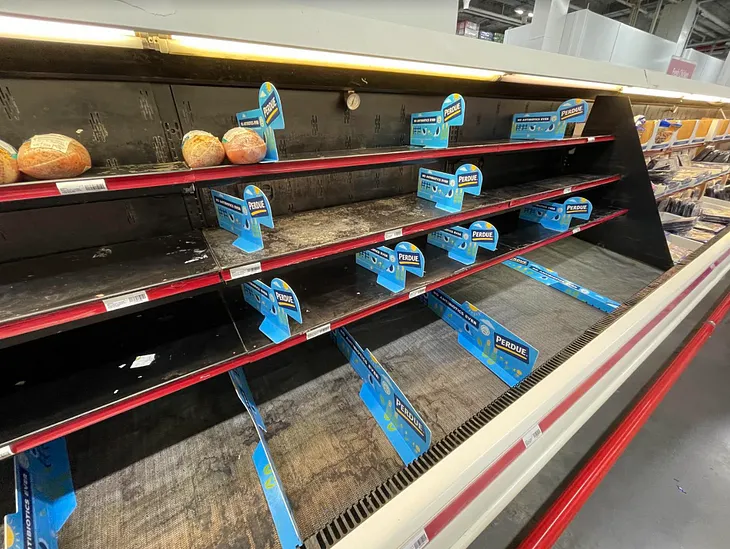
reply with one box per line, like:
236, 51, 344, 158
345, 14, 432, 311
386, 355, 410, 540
0, 231, 220, 343
205, 173, 620, 275
0, 208, 625, 454
0, 292, 245, 449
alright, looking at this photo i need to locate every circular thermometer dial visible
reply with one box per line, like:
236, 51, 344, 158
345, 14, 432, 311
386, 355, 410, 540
346, 91, 361, 110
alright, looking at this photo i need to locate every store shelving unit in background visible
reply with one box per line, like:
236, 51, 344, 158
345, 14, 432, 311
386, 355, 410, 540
0, 31, 729, 549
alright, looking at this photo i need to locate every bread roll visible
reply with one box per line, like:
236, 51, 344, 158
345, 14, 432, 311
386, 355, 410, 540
0, 140, 20, 185
18, 134, 92, 180
182, 130, 225, 168
222, 128, 266, 165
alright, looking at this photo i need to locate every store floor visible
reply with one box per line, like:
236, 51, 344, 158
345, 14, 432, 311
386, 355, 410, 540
471, 277, 730, 549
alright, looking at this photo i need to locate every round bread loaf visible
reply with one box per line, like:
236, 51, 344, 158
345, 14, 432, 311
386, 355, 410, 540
18, 134, 92, 180
0, 140, 20, 185
222, 127, 266, 164
182, 130, 225, 168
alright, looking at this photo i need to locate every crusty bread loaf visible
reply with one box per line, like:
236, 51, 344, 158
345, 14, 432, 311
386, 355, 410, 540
222, 127, 267, 165
0, 140, 20, 185
18, 134, 92, 180
182, 130, 225, 168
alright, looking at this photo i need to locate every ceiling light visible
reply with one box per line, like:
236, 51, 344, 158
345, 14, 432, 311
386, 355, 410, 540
621, 86, 685, 99
0, 15, 141, 48
515, 8, 525, 15
501, 73, 622, 91
168, 35, 505, 81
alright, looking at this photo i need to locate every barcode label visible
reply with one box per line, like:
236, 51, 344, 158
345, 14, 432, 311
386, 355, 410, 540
563, 186, 572, 194
572, 227, 581, 234
103, 290, 149, 312
56, 179, 108, 195
384, 228, 403, 240
0, 445, 12, 460
522, 424, 543, 448
403, 530, 429, 549
306, 323, 331, 340
229, 262, 262, 279
409, 287, 426, 299
586, 136, 596, 143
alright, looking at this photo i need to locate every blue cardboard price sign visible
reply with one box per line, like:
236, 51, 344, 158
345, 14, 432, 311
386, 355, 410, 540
356, 241, 425, 293
228, 367, 302, 549
423, 289, 538, 387
235, 82, 285, 162
4, 438, 77, 549
243, 278, 302, 343
212, 185, 273, 253
511, 98, 589, 140
428, 220, 499, 265
417, 163, 483, 213
333, 327, 431, 464
502, 256, 619, 313
410, 93, 465, 148
519, 196, 592, 232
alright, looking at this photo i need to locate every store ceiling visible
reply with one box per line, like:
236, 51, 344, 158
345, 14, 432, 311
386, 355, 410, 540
460, 0, 730, 57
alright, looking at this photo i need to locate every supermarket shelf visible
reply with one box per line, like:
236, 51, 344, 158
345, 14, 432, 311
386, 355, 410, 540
654, 172, 729, 201
644, 137, 730, 157
0, 232, 220, 343
207, 173, 621, 279
0, 208, 627, 456
0, 136, 613, 204
0, 174, 619, 343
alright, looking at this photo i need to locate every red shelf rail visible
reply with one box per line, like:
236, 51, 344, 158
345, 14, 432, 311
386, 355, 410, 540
516, 289, 730, 549
3, 209, 627, 456
0, 136, 614, 203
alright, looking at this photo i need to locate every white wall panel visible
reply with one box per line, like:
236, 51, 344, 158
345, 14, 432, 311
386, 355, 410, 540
611, 24, 675, 72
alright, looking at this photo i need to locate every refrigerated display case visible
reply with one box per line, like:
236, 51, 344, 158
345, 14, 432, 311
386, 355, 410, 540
1, 19, 730, 549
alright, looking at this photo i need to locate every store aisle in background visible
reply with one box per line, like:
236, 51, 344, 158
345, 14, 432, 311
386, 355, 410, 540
472, 281, 730, 549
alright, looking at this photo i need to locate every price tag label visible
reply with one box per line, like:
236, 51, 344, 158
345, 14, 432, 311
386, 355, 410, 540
409, 287, 427, 299
229, 262, 262, 280
56, 179, 108, 195
402, 530, 429, 549
306, 323, 331, 340
0, 445, 12, 459
103, 290, 149, 312
572, 227, 581, 234
522, 424, 543, 448
384, 228, 404, 241
563, 186, 572, 194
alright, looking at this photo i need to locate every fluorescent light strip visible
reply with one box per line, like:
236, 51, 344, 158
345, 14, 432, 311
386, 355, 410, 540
501, 73, 622, 91
0, 15, 140, 48
621, 86, 685, 99
621, 86, 730, 103
168, 35, 504, 81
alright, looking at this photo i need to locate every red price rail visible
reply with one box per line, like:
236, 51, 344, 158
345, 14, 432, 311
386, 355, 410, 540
0, 136, 613, 203
0, 207, 627, 457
